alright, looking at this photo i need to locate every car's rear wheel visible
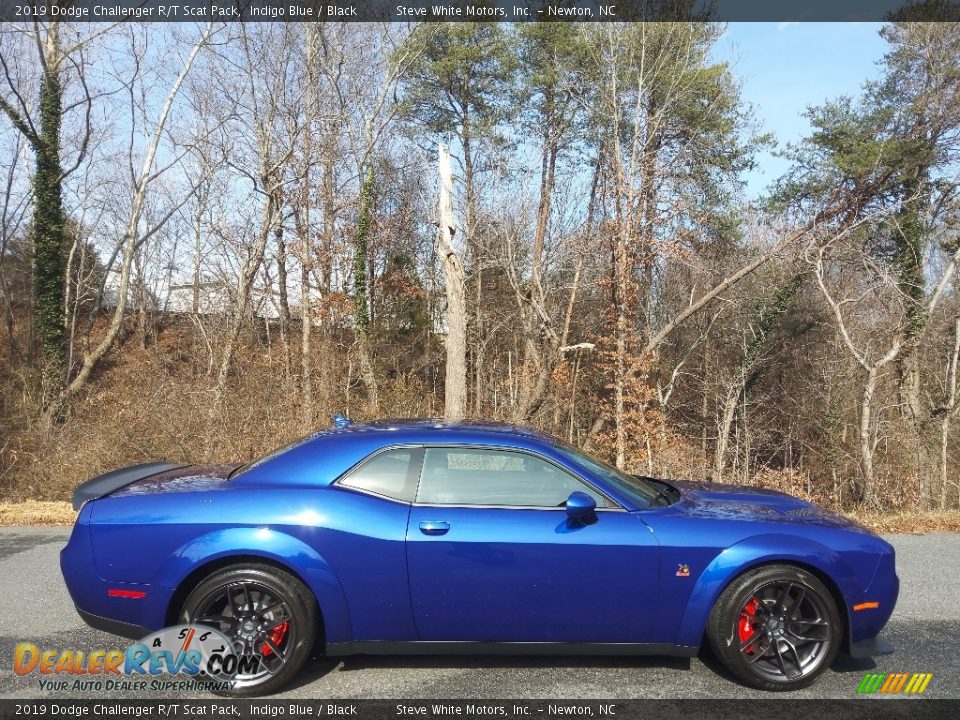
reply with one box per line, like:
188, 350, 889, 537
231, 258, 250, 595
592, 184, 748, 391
180, 563, 318, 696
707, 564, 841, 691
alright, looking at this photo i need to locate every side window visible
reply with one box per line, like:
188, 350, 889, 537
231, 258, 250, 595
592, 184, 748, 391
416, 447, 613, 508
339, 448, 417, 503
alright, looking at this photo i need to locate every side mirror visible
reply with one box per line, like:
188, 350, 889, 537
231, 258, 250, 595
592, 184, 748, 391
565, 491, 596, 521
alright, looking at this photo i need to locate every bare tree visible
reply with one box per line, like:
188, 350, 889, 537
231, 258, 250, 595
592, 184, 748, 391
936, 317, 960, 509
64, 23, 213, 399
810, 231, 960, 506
0, 20, 107, 399
62, 25, 216, 411
209, 25, 302, 420
313, 24, 421, 412
293, 25, 321, 429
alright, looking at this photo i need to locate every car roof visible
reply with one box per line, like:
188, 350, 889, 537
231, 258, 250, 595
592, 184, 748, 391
335, 418, 546, 437
230, 417, 571, 489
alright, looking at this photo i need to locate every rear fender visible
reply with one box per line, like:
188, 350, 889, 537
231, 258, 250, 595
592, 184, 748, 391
674, 534, 861, 648
154, 528, 352, 646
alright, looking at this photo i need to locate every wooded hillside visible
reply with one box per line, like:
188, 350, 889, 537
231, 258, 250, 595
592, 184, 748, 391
1, 21, 959, 512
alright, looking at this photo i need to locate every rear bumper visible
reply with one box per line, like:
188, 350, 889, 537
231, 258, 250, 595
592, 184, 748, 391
76, 608, 148, 640
60, 507, 172, 635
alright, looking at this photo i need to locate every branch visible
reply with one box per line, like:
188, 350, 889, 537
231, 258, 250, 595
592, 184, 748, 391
644, 225, 805, 354
57, 51, 93, 182
0, 51, 38, 144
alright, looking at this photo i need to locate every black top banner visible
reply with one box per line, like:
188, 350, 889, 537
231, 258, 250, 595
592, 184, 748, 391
1, 0, 960, 23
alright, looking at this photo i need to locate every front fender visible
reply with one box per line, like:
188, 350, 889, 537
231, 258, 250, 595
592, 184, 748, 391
674, 533, 864, 648
154, 527, 352, 646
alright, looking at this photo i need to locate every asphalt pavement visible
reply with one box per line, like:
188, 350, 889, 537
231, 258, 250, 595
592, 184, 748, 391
0, 527, 957, 700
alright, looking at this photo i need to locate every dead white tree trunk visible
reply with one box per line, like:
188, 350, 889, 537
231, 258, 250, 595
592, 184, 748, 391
437, 142, 467, 420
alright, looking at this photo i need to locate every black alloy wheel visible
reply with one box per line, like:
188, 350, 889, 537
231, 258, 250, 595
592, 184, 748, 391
708, 564, 841, 690
181, 563, 318, 696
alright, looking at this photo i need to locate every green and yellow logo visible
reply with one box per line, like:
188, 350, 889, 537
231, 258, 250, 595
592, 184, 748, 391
857, 672, 933, 695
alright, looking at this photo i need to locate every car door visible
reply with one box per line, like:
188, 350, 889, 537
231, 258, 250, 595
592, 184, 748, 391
405, 446, 660, 643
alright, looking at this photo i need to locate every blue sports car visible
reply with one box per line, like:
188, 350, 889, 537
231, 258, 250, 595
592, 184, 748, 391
61, 417, 897, 695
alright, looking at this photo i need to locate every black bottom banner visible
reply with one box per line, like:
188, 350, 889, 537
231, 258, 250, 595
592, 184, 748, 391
1, 700, 958, 720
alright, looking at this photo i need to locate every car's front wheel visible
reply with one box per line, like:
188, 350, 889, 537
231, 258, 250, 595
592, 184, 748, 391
180, 563, 318, 696
707, 564, 841, 691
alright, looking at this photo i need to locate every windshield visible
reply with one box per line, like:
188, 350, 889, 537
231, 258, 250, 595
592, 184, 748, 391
551, 439, 669, 508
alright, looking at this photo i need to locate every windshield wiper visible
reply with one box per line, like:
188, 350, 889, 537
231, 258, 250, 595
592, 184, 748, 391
647, 481, 677, 508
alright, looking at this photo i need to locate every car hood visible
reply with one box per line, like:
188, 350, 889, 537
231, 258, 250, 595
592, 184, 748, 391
110, 464, 241, 498
667, 479, 870, 531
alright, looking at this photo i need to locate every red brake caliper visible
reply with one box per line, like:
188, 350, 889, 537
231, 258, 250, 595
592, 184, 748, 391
739, 598, 759, 654
261, 621, 289, 657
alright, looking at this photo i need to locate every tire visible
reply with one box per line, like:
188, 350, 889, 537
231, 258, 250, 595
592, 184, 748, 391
707, 564, 841, 691
180, 562, 319, 697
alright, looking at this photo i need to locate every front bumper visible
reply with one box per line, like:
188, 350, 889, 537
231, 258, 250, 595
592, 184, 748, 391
846, 547, 899, 653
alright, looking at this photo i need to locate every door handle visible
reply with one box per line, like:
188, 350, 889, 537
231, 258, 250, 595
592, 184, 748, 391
419, 520, 450, 536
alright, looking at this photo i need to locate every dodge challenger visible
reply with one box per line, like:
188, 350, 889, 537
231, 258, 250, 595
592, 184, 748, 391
61, 417, 897, 695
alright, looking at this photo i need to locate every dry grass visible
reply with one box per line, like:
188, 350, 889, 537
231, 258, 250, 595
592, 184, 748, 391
848, 510, 960, 534
0, 500, 76, 526
1, 322, 365, 502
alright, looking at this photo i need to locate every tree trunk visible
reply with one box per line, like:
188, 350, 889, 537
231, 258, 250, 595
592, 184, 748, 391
940, 318, 960, 509
211, 189, 277, 417
515, 117, 557, 420
192, 198, 203, 314
353, 166, 378, 411
275, 223, 291, 377
437, 143, 467, 420
298, 28, 317, 430
512, 151, 599, 425
896, 171, 932, 507
614, 222, 630, 470
300, 246, 313, 426
900, 350, 932, 506
316, 133, 336, 404
638, 98, 660, 338
33, 39, 68, 399
859, 366, 880, 508
461, 115, 483, 414
714, 381, 739, 480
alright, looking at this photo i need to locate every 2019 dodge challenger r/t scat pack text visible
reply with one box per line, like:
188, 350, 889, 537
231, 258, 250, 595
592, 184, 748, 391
61, 417, 898, 695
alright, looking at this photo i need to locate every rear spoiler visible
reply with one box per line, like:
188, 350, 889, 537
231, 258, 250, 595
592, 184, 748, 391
72, 462, 187, 510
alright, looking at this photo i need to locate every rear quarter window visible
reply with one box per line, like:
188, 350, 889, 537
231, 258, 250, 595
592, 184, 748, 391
337, 448, 419, 503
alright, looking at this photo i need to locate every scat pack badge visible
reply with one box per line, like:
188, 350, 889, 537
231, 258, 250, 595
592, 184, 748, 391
676, 563, 691, 577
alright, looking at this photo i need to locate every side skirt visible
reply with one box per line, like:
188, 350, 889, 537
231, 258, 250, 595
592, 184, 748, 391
326, 641, 699, 658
